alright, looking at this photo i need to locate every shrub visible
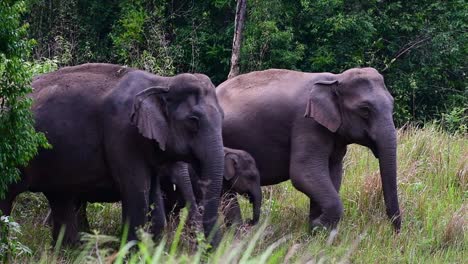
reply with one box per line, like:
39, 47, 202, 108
0, 0, 49, 199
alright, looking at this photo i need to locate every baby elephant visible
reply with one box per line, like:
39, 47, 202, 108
163, 147, 262, 226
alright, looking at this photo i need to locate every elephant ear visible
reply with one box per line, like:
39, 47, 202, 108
131, 86, 170, 150
224, 153, 239, 181
304, 79, 341, 132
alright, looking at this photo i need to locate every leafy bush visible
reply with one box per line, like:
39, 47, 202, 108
441, 107, 467, 134
0, 0, 49, 199
0, 215, 32, 262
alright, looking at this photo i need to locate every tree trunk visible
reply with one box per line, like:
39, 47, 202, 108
227, 0, 247, 79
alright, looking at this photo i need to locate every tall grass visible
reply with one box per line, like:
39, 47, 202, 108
6, 124, 467, 263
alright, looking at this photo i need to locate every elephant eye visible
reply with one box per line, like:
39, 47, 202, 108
186, 115, 200, 132
358, 106, 371, 119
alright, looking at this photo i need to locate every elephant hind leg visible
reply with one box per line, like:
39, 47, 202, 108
0, 199, 14, 216
46, 194, 80, 246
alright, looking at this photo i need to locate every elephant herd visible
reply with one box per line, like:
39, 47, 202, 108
0, 63, 401, 246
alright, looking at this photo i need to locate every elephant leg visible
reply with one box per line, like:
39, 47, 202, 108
107, 147, 152, 242
149, 175, 166, 237
309, 146, 346, 223
309, 199, 322, 223
44, 200, 89, 231
0, 194, 16, 216
76, 201, 90, 232
290, 138, 343, 231
329, 146, 347, 192
171, 162, 202, 227
223, 192, 243, 226
162, 181, 179, 218
46, 194, 80, 245
120, 188, 150, 242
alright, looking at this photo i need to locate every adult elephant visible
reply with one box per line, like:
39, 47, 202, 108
216, 68, 401, 232
0, 63, 225, 244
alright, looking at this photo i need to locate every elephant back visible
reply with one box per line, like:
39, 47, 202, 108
31, 63, 135, 103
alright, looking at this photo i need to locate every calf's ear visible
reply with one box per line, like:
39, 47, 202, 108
224, 153, 240, 181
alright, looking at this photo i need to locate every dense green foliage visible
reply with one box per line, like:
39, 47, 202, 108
0, 0, 49, 199
24, 0, 467, 127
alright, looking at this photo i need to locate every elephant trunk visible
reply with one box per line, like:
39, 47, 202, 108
376, 120, 401, 231
249, 188, 262, 225
195, 134, 224, 244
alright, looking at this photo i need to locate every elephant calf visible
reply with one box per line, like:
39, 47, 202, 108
163, 147, 262, 226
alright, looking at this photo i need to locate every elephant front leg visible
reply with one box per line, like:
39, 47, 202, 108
290, 140, 343, 231
309, 146, 346, 224
107, 146, 153, 242
170, 163, 202, 229
46, 194, 80, 245
309, 199, 322, 225
121, 189, 150, 242
149, 176, 166, 238
76, 201, 90, 232
329, 146, 347, 192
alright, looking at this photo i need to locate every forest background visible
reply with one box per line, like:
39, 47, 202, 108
25, 0, 467, 128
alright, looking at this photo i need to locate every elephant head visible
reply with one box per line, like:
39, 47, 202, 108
130, 72, 224, 241
305, 67, 401, 231
223, 147, 262, 225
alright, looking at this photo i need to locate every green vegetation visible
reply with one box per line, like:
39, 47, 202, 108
0, 0, 49, 199
25, 0, 467, 126
6, 125, 467, 263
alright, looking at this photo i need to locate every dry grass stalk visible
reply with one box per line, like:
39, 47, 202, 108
359, 171, 382, 212
455, 155, 467, 189
442, 204, 467, 247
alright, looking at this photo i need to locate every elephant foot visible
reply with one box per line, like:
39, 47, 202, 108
309, 217, 339, 235
188, 209, 203, 232
309, 218, 327, 235
247, 219, 257, 226
51, 221, 81, 246
47, 196, 81, 246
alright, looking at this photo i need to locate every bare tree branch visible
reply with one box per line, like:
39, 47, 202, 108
382, 35, 432, 72
228, 0, 247, 79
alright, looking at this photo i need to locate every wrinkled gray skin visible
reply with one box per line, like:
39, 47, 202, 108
163, 147, 262, 226
217, 68, 401, 232
0, 63, 225, 245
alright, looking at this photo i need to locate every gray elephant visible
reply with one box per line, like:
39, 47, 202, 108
163, 147, 262, 226
216, 68, 401, 232
0, 63, 225, 245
